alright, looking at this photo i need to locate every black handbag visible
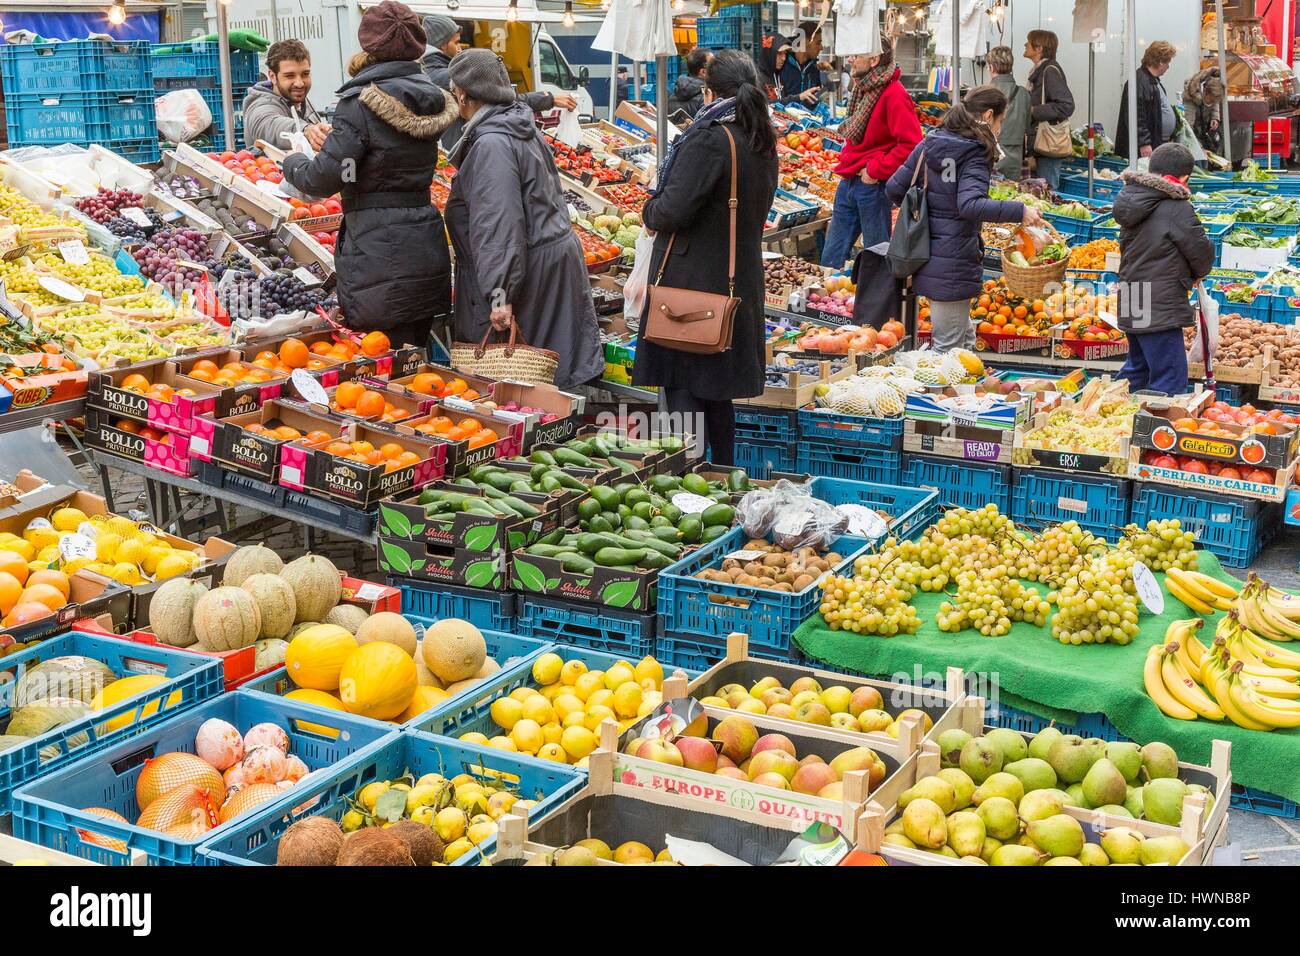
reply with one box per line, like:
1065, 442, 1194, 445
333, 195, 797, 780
851, 245, 902, 331
887, 148, 930, 279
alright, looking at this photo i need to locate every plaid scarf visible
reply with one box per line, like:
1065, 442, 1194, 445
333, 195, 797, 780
651, 95, 737, 196
839, 56, 898, 145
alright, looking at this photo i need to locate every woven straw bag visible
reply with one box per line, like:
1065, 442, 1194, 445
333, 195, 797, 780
1001, 222, 1070, 300
450, 323, 559, 386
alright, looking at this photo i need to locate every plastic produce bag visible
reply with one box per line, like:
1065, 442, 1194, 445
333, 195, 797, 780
277, 125, 318, 203
155, 90, 213, 145
622, 228, 656, 321
1189, 281, 1220, 366
737, 480, 847, 551
554, 105, 582, 148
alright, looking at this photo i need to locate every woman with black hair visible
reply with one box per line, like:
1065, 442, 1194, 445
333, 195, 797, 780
631, 49, 779, 466
886, 85, 1044, 353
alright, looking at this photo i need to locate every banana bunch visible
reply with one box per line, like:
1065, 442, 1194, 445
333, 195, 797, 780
1235, 573, 1300, 642
1143, 619, 1225, 722
1163, 567, 1237, 615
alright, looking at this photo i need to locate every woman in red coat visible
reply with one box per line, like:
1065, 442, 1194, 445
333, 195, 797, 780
820, 38, 921, 269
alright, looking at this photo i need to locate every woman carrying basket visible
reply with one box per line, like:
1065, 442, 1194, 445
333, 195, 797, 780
886, 85, 1044, 352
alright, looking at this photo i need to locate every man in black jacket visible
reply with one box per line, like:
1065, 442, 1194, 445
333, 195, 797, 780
1116, 41, 1178, 160
666, 48, 710, 119
1113, 144, 1215, 396
420, 14, 461, 89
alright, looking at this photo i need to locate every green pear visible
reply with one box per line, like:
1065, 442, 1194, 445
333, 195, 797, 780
1140, 741, 1179, 780
1187, 783, 1215, 818
980, 836, 1002, 863
984, 728, 1029, 765
902, 798, 948, 849
1100, 826, 1144, 864
973, 772, 1024, 807
977, 796, 1021, 841
1018, 789, 1066, 822
990, 844, 1044, 866
959, 736, 1002, 784
1043, 856, 1083, 865
1124, 784, 1144, 819
1047, 734, 1098, 784
1003, 757, 1057, 794
937, 768, 976, 810
935, 845, 960, 858
1027, 726, 1063, 761
1079, 843, 1110, 866
960, 855, 988, 864
882, 833, 917, 849
899, 776, 958, 814
946, 810, 986, 857
1139, 835, 1190, 866
1142, 777, 1188, 826
1094, 804, 1132, 818
1082, 757, 1128, 808
1027, 813, 1085, 858
1105, 741, 1143, 783
936, 728, 973, 768
1066, 783, 1091, 808
885, 819, 906, 836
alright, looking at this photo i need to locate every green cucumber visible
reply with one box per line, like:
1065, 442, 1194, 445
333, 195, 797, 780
636, 551, 671, 570
651, 525, 682, 543
539, 474, 563, 493
526, 543, 569, 558
567, 440, 595, 457
577, 533, 623, 555
589, 436, 613, 458
610, 456, 638, 474
558, 552, 596, 574
501, 496, 540, 518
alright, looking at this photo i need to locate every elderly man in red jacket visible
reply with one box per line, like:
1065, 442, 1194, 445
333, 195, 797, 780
821, 39, 922, 269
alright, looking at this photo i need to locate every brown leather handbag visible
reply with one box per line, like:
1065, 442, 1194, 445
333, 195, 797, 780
644, 125, 740, 355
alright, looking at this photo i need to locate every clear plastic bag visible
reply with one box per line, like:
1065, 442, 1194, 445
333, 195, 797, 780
155, 90, 213, 145
1189, 281, 1220, 366
736, 480, 847, 551
622, 228, 656, 321
277, 124, 319, 203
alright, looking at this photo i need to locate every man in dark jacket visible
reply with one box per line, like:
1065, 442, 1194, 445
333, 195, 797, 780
241, 39, 328, 151
1116, 41, 1178, 160
282, 1, 456, 348
419, 14, 460, 89
666, 48, 710, 119
780, 20, 826, 106
1113, 144, 1215, 396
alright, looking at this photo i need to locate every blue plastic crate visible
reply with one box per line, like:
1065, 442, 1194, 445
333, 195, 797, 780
390, 576, 515, 632
902, 453, 1013, 515
1230, 217, 1300, 239
1044, 209, 1102, 244
655, 632, 796, 672
409, 644, 699, 742
796, 440, 902, 485
643, 56, 683, 87
6, 89, 155, 146
806, 476, 939, 543
0, 40, 153, 96
1057, 173, 1123, 202
150, 42, 259, 88
797, 408, 904, 449
1129, 483, 1277, 568
197, 730, 584, 865
196, 84, 255, 150
734, 438, 796, 479
517, 596, 656, 660
1206, 285, 1274, 324
1010, 468, 1130, 543
11, 690, 395, 865
1214, 380, 1246, 404
984, 699, 1127, 742
0, 632, 224, 814
656, 526, 868, 650
696, 16, 763, 49
735, 407, 797, 443
1229, 784, 1299, 818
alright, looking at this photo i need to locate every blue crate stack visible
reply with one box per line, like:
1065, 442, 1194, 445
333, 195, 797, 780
151, 42, 261, 151
734, 407, 798, 478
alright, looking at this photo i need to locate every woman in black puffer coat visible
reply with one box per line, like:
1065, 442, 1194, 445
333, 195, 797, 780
282, 1, 456, 350
887, 86, 1042, 353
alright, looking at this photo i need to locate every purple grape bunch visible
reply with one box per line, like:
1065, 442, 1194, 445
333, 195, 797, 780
131, 227, 218, 294
74, 187, 145, 225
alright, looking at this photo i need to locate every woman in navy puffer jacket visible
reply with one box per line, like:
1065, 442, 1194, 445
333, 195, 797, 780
887, 86, 1044, 352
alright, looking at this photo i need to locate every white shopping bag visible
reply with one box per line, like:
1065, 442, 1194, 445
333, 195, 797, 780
554, 105, 583, 148
276, 123, 319, 203
1188, 281, 1220, 367
155, 89, 214, 144
622, 228, 657, 321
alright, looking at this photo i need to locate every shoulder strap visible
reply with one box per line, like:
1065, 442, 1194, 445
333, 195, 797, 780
909, 148, 928, 189
654, 124, 739, 294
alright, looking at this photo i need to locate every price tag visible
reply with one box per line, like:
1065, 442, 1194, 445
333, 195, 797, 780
1057, 496, 1088, 515
950, 409, 981, 429
189, 435, 211, 456
1132, 561, 1165, 614
290, 369, 329, 406
76, 521, 100, 540
670, 492, 714, 515
353, 582, 385, 602
58, 239, 90, 265
38, 275, 85, 302
26, 517, 53, 532
775, 508, 812, 536
1104, 251, 1121, 272
0, 279, 21, 320
59, 532, 97, 562
120, 207, 152, 227
837, 504, 888, 538
281, 464, 303, 485
725, 549, 768, 562
442, 396, 476, 413
292, 266, 322, 287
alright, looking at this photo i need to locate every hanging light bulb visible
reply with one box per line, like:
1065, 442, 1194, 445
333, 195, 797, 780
672, 0, 684, 10
107, 0, 127, 26
506, 0, 518, 23
562, 0, 575, 27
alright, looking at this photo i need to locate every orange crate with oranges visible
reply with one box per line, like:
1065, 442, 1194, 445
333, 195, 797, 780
86, 358, 228, 436
0, 351, 89, 413
368, 363, 495, 410
242, 328, 423, 385
189, 400, 344, 483
1131, 394, 1300, 472
173, 350, 289, 417
959, 279, 1057, 354
280, 421, 447, 510
294, 380, 428, 429
400, 406, 525, 476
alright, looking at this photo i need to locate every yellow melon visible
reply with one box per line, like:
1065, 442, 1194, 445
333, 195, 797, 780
284, 624, 358, 691
399, 685, 449, 722
284, 688, 345, 739
91, 675, 183, 732
338, 642, 417, 721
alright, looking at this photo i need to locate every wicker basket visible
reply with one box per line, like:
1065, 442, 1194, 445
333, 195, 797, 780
1001, 223, 1070, 300
450, 324, 559, 386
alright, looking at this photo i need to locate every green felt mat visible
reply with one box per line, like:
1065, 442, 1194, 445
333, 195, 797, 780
793, 551, 1300, 804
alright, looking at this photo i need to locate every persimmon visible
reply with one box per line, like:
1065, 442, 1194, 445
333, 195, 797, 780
395, 451, 421, 468
325, 441, 354, 456
378, 443, 404, 460
279, 338, 310, 369
351, 440, 375, 455
335, 381, 365, 409
305, 430, 334, 445
274, 426, 302, 441
310, 341, 333, 355
117, 419, 140, 433
410, 373, 442, 395
187, 367, 215, 382
355, 390, 386, 418
121, 373, 150, 392
191, 359, 219, 376
360, 331, 390, 357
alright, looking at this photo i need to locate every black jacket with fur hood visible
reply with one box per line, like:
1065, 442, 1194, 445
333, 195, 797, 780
1112, 170, 1215, 335
283, 60, 457, 334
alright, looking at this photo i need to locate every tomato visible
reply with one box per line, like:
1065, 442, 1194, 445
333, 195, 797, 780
323, 198, 343, 214
289, 207, 311, 220
309, 203, 329, 218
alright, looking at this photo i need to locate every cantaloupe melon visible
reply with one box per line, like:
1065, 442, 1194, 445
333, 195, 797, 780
221, 544, 284, 588
324, 604, 369, 635
149, 577, 209, 648
193, 586, 262, 651
239, 573, 297, 640
136, 752, 227, 812
355, 612, 417, 657
476, 657, 500, 679
91, 675, 183, 732
8, 697, 89, 737
280, 554, 342, 623
421, 618, 486, 684
254, 638, 288, 671
284, 624, 358, 691
289, 621, 320, 638
399, 685, 449, 722
14, 656, 114, 707
338, 642, 417, 721
285, 688, 345, 739
412, 645, 444, 688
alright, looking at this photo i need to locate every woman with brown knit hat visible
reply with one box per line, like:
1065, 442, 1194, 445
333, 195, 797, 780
281, 0, 456, 350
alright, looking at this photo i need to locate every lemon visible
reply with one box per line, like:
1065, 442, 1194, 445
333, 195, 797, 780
542, 721, 563, 746
612, 682, 643, 718
114, 539, 146, 566
36, 544, 60, 564
94, 531, 122, 563
466, 820, 497, 845
153, 553, 195, 581
538, 682, 565, 702
560, 659, 587, 685
508, 686, 540, 703
409, 805, 435, 826
458, 731, 490, 746
487, 735, 517, 752
442, 838, 475, 863
489, 696, 523, 731
583, 704, 615, 731
561, 725, 597, 761
604, 662, 635, 689
341, 810, 365, 832
405, 785, 442, 812
656, 848, 674, 862
62, 558, 92, 575
141, 544, 174, 575
358, 781, 390, 812
634, 656, 664, 689
3, 539, 33, 561
573, 670, 604, 701
26, 559, 48, 574
509, 718, 543, 755
552, 693, 584, 721
0, 532, 17, 544
576, 838, 613, 859
486, 791, 517, 819
587, 688, 614, 711
562, 711, 587, 730
110, 562, 143, 585
535, 742, 568, 763
614, 841, 654, 864
51, 508, 88, 533
434, 807, 467, 844
520, 695, 555, 726
531, 652, 563, 685
638, 691, 663, 717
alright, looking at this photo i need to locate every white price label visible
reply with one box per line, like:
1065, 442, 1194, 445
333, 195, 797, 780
1104, 251, 1121, 272
281, 464, 303, 485
120, 206, 152, 227
1057, 496, 1088, 515
837, 504, 888, 538
442, 396, 476, 413
775, 508, 812, 536
26, 517, 52, 531
290, 369, 329, 406
38, 275, 84, 302
353, 583, 386, 602
292, 266, 322, 287
950, 409, 981, 429
190, 436, 211, 456
58, 240, 90, 265
671, 492, 714, 515
1132, 561, 1165, 614
59, 532, 97, 562
725, 549, 768, 562
76, 521, 100, 539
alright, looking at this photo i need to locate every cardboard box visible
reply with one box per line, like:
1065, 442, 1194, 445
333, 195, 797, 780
397, 406, 524, 476
376, 483, 560, 552
86, 357, 226, 434
509, 549, 657, 612
0, 571, 131, 646
476, 380, 585, 450
374, 363, 495, 410
1127, 446, 1293, 502
735, 350, 855, 410
279, 420, 446, 509
0, 352, 89, 413
903, 419, 1016, 464
83, 408, 194, 477
189, 400, 344, 482
1131, 397, 1299, 470
1052, 332, 1128, 362
287, 385, 429, 430
172, 349, 288, 417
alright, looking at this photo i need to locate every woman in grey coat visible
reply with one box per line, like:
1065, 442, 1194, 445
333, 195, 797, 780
443, 49, 603, 390
988, 46, 1028, 181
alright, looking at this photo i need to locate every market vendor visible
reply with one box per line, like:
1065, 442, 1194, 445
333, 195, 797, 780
780, 21, 827, 107
1116, 41, 1179, 160
241, 39, 330, 152
280, 0, 455, 349
443, 48, 603, 391
1112, 143, 1215, 396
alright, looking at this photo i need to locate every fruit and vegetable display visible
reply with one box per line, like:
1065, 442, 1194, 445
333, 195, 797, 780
129, 228, 218, 293
1235, 196, 1300, 226
1224, 227, 1289, 249
803, 274, 856, 318
600, 182, 649, 215
1067, 238, 1119, 271
0, 183, 87, 248
1015, 380, 1136, 464
545, 135, 624, 184
792, 319, 905, 356
692, 541, 843, 594
764, 255, 827, 297
961, 278, 1054, 337
206, 148, 286, 186
190, 196, 261, 235
514, 837, 678, 866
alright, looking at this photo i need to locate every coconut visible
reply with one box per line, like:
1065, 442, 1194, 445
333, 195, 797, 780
277, 816, 346, 866
335, 828, 414, 866
387, 819, 444, 866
